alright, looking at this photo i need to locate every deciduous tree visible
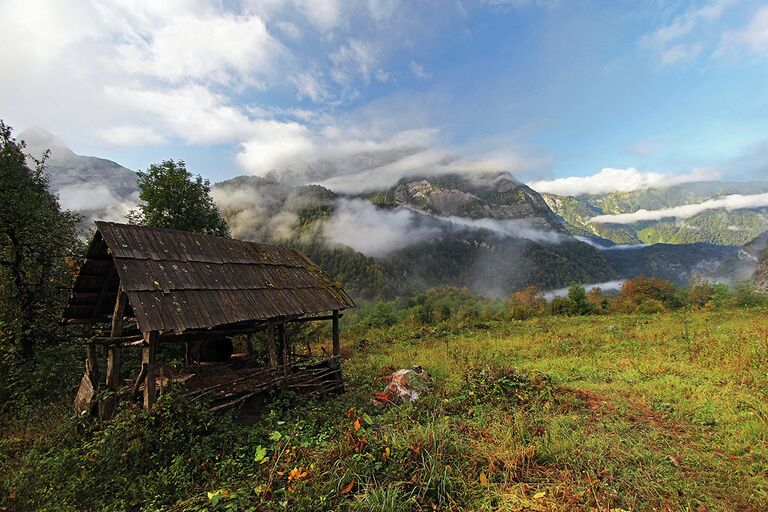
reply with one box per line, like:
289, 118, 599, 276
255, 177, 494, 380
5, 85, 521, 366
128, 159, 230, 237
0, 121, 80, 360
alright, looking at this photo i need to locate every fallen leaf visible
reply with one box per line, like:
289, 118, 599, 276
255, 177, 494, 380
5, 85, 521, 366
479, 471, 488, 485
533, 491, 546, 499
341, 479, 355, 494
353, 418, 362, 431
668, 455, 681, 468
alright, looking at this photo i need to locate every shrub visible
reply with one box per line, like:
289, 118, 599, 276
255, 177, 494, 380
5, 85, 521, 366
548, 296, 574, 316
7, 392, 244, 511
507, 286, 546, 320
567, 283, 593, 315
611, 276, 681, 314
731, 282, 767, 308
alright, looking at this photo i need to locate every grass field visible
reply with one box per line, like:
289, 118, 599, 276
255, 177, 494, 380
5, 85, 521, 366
2, 308, 767, 511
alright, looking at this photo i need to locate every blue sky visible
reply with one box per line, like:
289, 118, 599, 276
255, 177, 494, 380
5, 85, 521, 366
1, 0, 767, 193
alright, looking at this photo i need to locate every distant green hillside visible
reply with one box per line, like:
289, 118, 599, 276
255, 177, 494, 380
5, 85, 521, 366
543, 181, 768, 246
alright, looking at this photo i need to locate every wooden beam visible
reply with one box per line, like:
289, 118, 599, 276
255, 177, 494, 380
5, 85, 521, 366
65, 316, 112, 325
85, 342, 99, 387
159, 323, 268, 343
142, 331, 158, 409
89, 334, 144, 345
290, 313, 344, 323
266, 321, 277, 369
332, 309, 340, 357
131, 363, 148, 401
106, 291, 126, 390
279, 323, 288, 388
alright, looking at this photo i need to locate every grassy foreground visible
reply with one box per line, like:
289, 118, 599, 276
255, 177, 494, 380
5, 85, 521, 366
2, 308, 767, 511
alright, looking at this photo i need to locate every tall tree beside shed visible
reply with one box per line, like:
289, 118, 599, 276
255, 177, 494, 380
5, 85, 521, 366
128, 159, 230, 237
0, 121, 80, 360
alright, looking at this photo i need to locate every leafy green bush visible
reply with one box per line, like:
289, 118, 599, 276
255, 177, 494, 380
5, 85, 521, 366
7, 391, 245, 511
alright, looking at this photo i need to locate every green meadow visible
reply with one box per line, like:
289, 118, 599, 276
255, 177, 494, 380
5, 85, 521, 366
3, 307, 767, 511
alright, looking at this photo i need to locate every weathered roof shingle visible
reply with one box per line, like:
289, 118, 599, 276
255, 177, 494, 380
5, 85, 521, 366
62, 222, 354, 333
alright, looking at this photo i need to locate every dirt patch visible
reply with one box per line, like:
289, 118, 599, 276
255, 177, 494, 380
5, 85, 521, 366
560, 388, 616, 417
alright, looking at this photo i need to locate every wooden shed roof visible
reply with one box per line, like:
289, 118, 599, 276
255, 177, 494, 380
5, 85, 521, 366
62, 222, 354, 334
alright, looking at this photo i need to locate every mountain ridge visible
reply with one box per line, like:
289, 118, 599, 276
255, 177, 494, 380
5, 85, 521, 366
16, 128, 760, 298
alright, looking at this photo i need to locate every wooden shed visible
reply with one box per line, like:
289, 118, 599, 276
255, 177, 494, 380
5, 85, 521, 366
63, 221, 355, 416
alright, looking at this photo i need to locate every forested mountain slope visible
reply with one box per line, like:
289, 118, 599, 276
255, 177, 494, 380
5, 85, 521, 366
543, 181, 768, 246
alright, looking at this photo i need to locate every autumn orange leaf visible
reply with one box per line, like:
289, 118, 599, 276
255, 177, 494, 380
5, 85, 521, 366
353, 417, 362, 431
341, 479, 355, 494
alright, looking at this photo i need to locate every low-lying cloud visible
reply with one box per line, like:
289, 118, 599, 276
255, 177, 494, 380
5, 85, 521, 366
590, 192, 768, 224
210, 179, 308, 241
323, 199, 442, 257
56, 184, 138, 230
322, 198, 571, 259
528, 166, 720, 196
422, 211, 568, 244
544, 280, 626, 299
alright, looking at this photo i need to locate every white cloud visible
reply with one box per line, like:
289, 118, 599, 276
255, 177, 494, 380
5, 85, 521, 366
236, 120, 317, 173
320, 145, 550, 194
409, 60, 432, 80
422, 212, 566, 243
323, 198, 441, 257
0, 0, 427, 153
331, 39, 379, 85
293, 70, 329, 102
718, 5, 768, 57
545, 280, 625, 299
528, 167, 721, 196
294, 0, 341, 31
104, 85, 259, 144
644, 1, 728, 47
481, 0, 557, 9
57, 183, 138, 224
641, 0, 731, 66
590, 193, 768, 224
99, 125, 167, 146
660, 42, 704, 66
116, 13, 282, 85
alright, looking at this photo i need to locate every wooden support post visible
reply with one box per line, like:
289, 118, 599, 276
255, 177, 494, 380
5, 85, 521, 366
266, 321, 277, 369
332, 309, 340, 357
85, 342, 99, 386
75, 340, 99, 413
279, 323, 289, 387
142, 331, 158, 409
106, 291, 126, 389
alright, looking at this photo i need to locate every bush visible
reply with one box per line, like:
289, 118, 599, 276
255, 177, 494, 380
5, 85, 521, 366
611, 276, 681, 314
7, 392, 244, 511
731, 282, 767, 308
567, 283, 593, 315
548, 296, 574, 316
507, 286, 546, 320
